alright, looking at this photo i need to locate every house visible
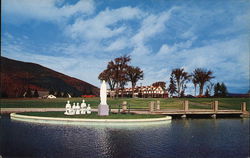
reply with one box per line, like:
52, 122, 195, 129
107, 85, 168, 98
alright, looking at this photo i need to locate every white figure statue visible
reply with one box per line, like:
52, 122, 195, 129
81, 100, 87, 114
98, 80, 109, 116
86, 104, 91, 114
100, 80, 107, 105
64, 100, 71, 115
71, 103, 76, 115
75, 103, 80, 115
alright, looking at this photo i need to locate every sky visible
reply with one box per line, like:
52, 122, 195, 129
1, 0, 250, 94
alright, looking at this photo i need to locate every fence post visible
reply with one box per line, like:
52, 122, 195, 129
214, 101, 218, 112
184, 100, 189, 111
156, 100, 160, 110
149, 101, 154, 112
118, 104, 121, 113
241, 102, 247, 113
128, 104, 131, 113
122, 101, 127, 112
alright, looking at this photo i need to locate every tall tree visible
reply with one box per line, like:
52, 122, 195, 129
214, 82, 221, 97
192, 68, 214, 96
98, 55, 131, 97
49, 89, 55, 95
127, 66, 144, 98
214, 82, 228, 97
170, 68, 191, 97
33, 89, 39, 97
26, 88, 32, 98
192, 78, 198, 96
220, 82, 228, 97
168, 74, 177, 97
56, 90, 62, 97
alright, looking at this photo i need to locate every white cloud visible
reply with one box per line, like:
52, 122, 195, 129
105, 38, 128, 52
66, 6, 143, 40
132, 8, 176, 45
2, 0, 95, 23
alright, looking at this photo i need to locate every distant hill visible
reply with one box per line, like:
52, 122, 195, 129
0, 56, 99, 98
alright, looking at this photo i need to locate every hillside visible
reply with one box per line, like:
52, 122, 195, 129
0, 56, 99, 97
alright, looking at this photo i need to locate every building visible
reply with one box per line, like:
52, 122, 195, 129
108, 85, 168, 98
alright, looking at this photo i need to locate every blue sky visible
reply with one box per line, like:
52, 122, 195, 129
2, 0, 250, 94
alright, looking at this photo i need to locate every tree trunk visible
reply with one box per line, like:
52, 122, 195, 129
199, 84, 204, 96
132, 85, 135, 98
194, 84, 196, 96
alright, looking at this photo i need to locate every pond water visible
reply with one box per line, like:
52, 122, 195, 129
0, 115, 249, 158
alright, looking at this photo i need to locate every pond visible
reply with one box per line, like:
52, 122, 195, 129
0, 115, 249, 158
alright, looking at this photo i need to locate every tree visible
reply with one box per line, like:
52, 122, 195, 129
56, 90, 62, 97
26, 88, 32, 98
170, 68, 191, 97
98, 55, 131, 98
214, 82, 221, 97
220, 82, 228, 97
63, 92, 68, 98
98, 69, 116, 91
168, 73, 177, 97
127, 66, 144, 98
192, 78, 198, 96
152, 81, 166, 90
206, 82, 214, 96
33, 89, 39, 97
49, 89, 55, 95
205, 88, 210, 97
214, 82, 228, 97
192, 68, 214, 96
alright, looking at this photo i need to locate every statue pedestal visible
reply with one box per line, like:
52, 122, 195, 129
98, 104, 109, 116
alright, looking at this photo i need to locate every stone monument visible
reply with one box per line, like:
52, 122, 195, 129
98, 80, 109, 116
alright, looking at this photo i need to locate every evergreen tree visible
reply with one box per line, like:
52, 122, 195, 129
33, 89, 39, 97
214, 82, 221, 97
221, 82, 228, 97
49, 89, 55, 95
26, 88, 32, 98
63, 92, 68, 98
56, 90, 62, 97
214, 82, 228, 97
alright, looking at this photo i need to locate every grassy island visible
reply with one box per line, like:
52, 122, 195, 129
18, 111, 165, 119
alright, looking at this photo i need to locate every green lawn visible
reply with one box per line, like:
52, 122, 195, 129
1, 97, 249, 111
18, 111, 165, 119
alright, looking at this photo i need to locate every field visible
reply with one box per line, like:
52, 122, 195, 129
1, 97, 249, 111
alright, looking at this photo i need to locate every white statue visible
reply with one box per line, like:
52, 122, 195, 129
98, 80, 109, 116
81, 100, 87, 114
100, 80, 107, 105
71, 103, 76, 115
75, 103, 80, 115
86, 104, 91, 114
64, 100, 71, 115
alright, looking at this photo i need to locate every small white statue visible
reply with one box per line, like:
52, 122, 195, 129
76, 103, 80, 115
81, 100, 87, 114
71, 103, 76, 115
64, 100, 71, 115
86, 104, 91, 114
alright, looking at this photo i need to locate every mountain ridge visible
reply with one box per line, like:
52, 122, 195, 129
0, 56, 99, 97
